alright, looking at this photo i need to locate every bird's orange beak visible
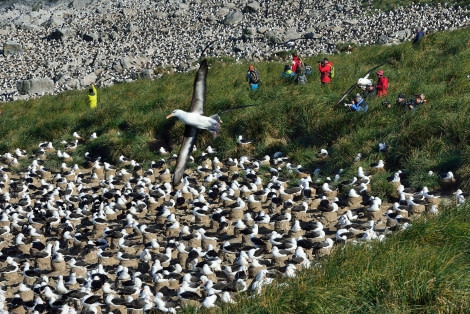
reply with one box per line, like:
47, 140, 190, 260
166, 113, 173, 119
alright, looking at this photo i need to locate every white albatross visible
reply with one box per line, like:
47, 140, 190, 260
166, 59, 256, 186
166, 60, 221, 186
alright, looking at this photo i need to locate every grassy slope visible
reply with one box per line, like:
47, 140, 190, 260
2, 26, 470, 194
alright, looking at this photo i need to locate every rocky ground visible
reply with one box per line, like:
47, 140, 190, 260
1, 0, 469, 101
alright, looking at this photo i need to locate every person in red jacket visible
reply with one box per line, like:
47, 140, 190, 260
318, 58, 333, 85
291, 53, 302, 74
376, 70, 389, 97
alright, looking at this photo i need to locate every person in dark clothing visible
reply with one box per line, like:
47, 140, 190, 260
413, 27, 424, 44
295, 67, 307, 85
245, 64, 260, 90
281, 64, 295, 79
407, 93, 426, 110
363, 84, 377, 99
396, 94, 406, 108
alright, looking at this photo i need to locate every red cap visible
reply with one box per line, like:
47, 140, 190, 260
376, 70, 384, 76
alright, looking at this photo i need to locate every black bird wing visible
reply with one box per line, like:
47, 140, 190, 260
335, 82, 359, 106
335, 62, 387, 106
217, 104, 257, 115
199, 40, 216, 59
172, 60, 208, 187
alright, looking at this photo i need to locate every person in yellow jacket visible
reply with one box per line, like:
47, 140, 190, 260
88, 84, 97, 109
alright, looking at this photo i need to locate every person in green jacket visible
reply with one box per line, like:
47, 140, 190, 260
88, 84, 97, 109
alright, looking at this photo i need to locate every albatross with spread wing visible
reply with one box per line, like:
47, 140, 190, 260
167, 59, 256, 187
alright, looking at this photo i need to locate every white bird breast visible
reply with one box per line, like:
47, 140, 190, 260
357, 78, 372, 87
174, 111, 216, 130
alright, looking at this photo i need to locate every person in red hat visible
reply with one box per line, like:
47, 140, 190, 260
376, 70, 389, 97
245, 64, 260, 90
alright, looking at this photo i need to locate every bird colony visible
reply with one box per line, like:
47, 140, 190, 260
0, 133, 462, 313
1, 0, 470, 101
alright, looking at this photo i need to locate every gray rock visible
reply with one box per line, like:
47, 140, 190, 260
66, 78, 80, 89
112, 61, 123, 72
223, 10, 243, 26
284, 29, 300, 42
216, 8, 230, 18
244, 27, 256, 36
55, 73, 71, 85
42, 16, 65, 29
343, 19, 359, 25
120, 57, 132, 70
244, 2, 260, 14
376, 34, 389, 45
233, 43, 245, 53
265, 30, 284, 44
69, 0, 92, 10
3, 41, 23, 56
13, 14, 32, 26
16, 78, 55, 95
81, 72, 98, 86
331, 26, 344, 32
178, 3, 189, 11
173, 9, 187, 17
390, 29, 412, 41
121, 8, 137, 17
127, 23, 139, 33
18, 23, 40, 31
131, 69, 153, 80
223, 2, 236, 9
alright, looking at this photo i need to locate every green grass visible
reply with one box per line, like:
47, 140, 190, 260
2, 27, 470, 193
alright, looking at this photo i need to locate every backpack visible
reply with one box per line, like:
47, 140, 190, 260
296, 74, 307, 85
304, 65, 312, 76
329, 64, 335, 78
250, 70, 260, 84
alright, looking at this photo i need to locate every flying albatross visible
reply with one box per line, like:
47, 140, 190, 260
335, 62, 387, 106
166, 59, 256, 186
166, 59, 220, 187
